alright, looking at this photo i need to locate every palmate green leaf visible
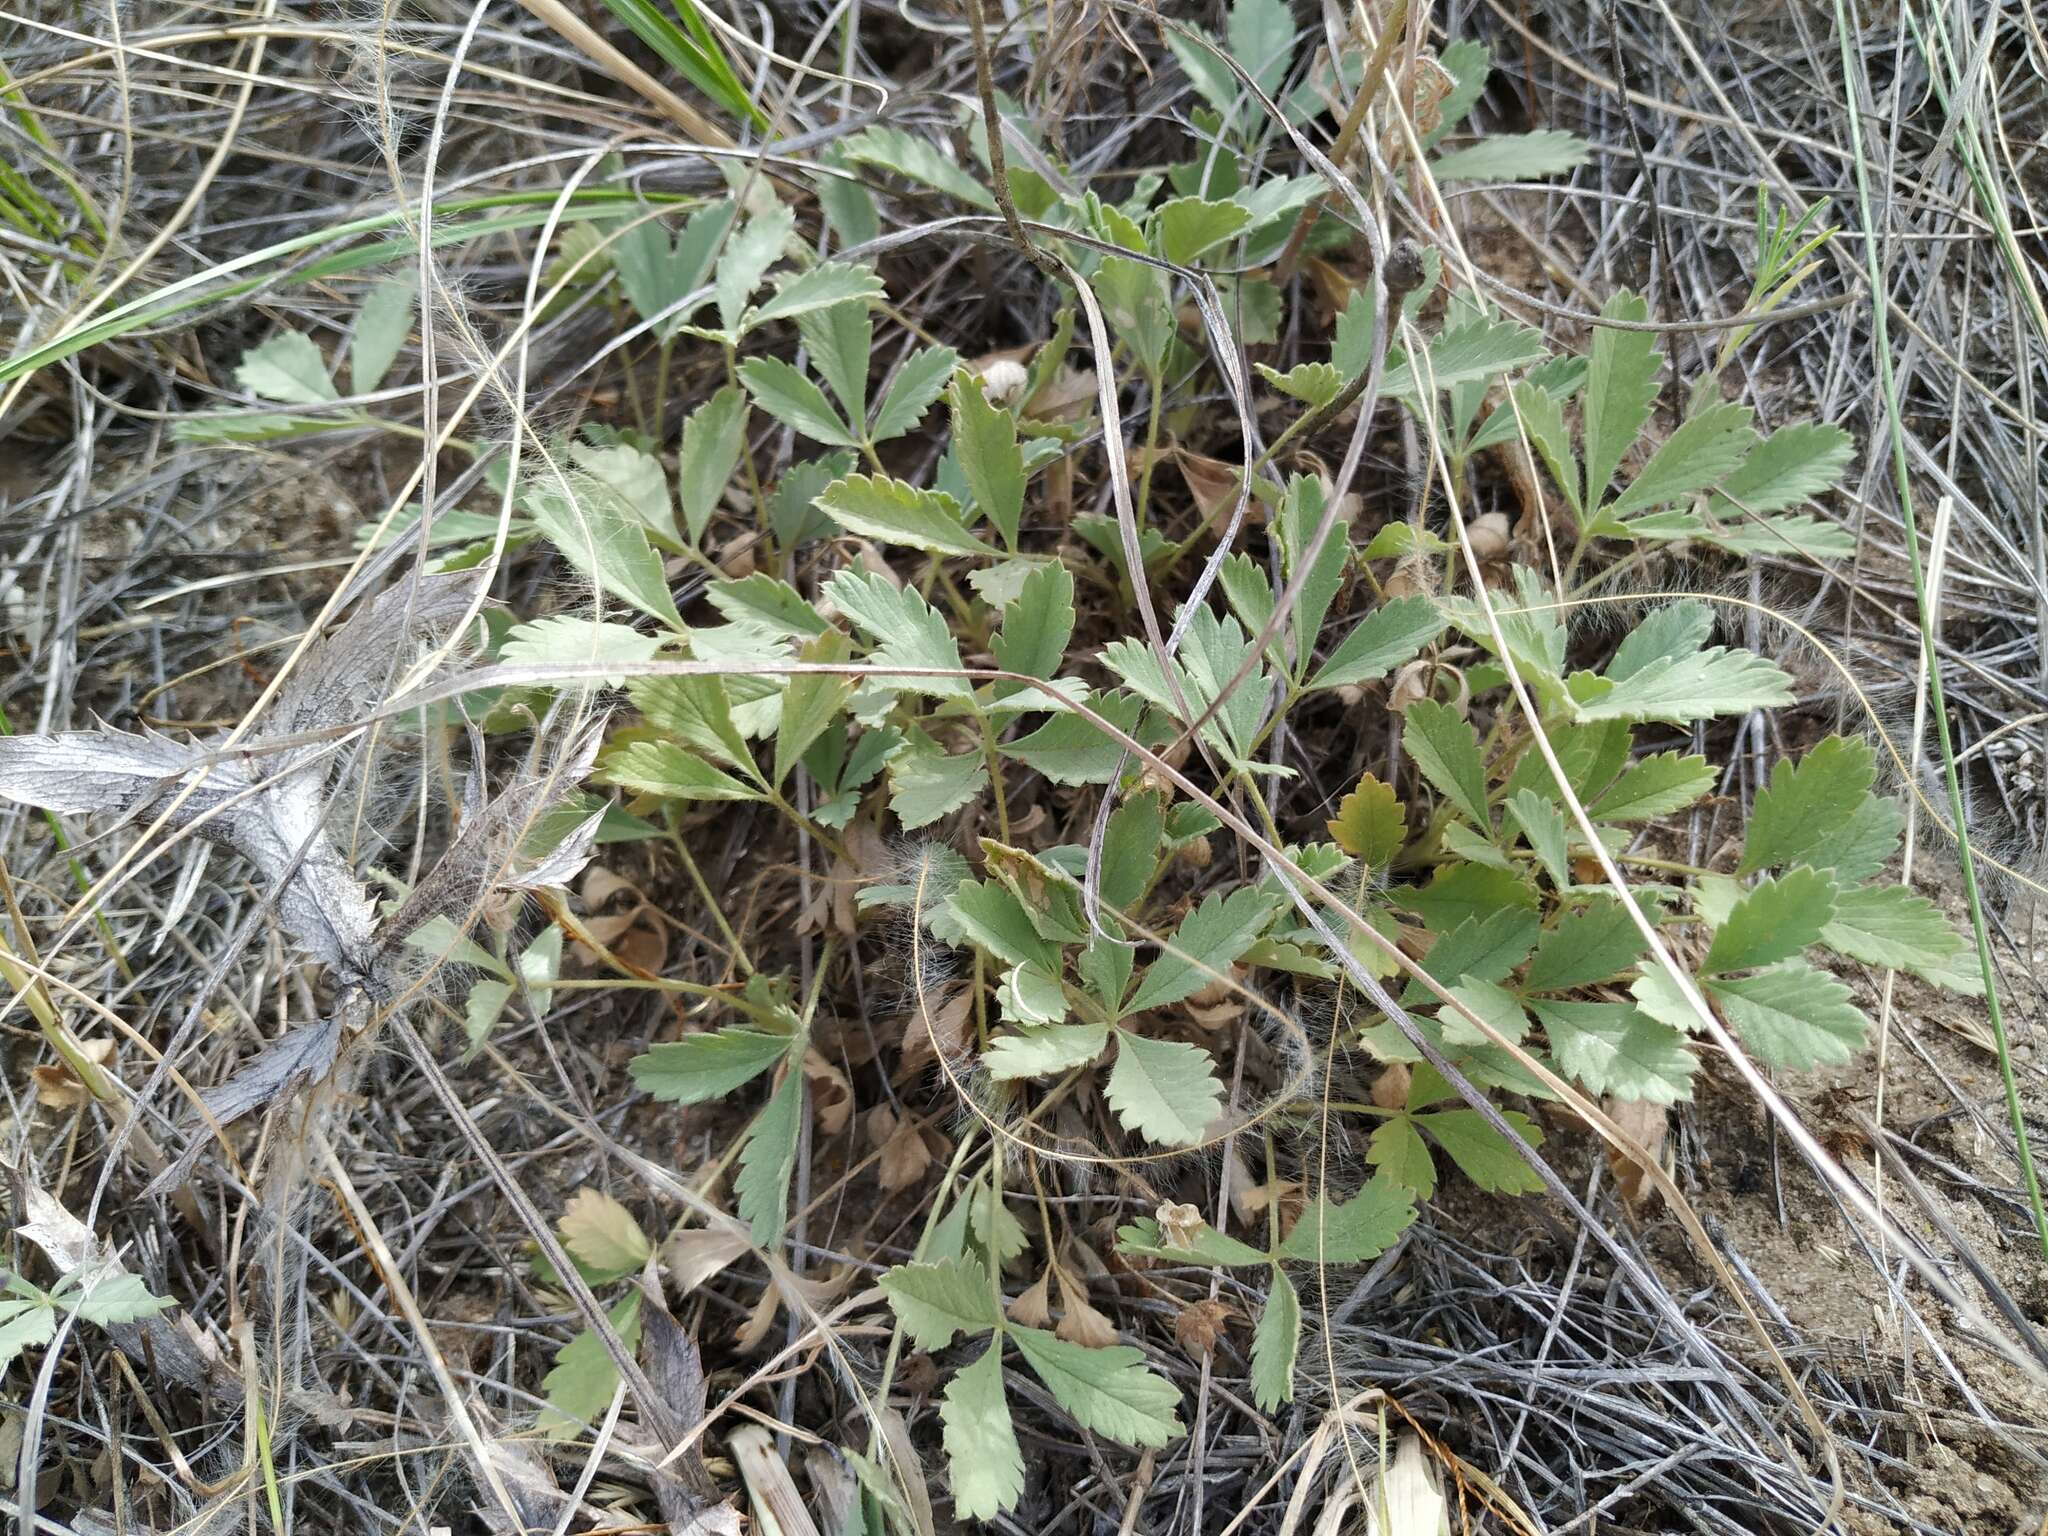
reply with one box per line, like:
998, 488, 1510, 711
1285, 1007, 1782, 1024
744, 261, 884, 330
947, 878, 1061, 973
1437, 977, 1529, 1050
888, 739, 988, 830
1532, 999, 1695, 1103
1590, 750, 1716, 822
599, 738, 762, 802
967, 1178, 1031, 1264
991, 561, 1075, 687
1707, 422, 1854, 518
708, 572, 829, 640
841, 124, 997, 211
996, 963, 1067, 1025
1603, 402, 1757, 520
1819, 883, 1962, 973
735, 1067, 803, 1243
678, 386, 748, 544
815, 474, 986, 558
797, 299, 873, 425
1251, 1268, 1301, 1410
1524, 894, 1650, 992
824, 569, 970, 696
1583, 290, 1660, 514
1127, 888, 1277, 1014
1327, 772, 1406, 867
1256, 360, 1343, 409
1276, 1178, 1418, 1262
878, 1256, 1001, 1350
350, 273, 415, 394
1100, 792, 1166, 913
942, 1345, 1025, 1520
1703, 866, 1835, 974
872, 346, 961, 443
1001, 690, 1141, 785
525, 475, 684, 628
1570, 646, 1793, 726
1402, 699, 1491, 827
1707, 960, 1868, 1070
1397, 862, 1540, 935
984, 1020, 1107, 1080
1429, 128, 1591, 182
951, 370, 1027, 550
1154, 195, 1252, 265
738, 355, 856, 446
540, 1293, 642, 1436
1630, 964, 1703, 1034
1106, 1031, 1223, 1146
1010, 1327, 1184, 1448
630, 1027, 793, 1103
1738, 735, 1875, 875
235, 330, 337, 403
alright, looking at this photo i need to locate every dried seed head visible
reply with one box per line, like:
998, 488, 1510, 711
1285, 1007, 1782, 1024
1382, 239, 1429, 303
977, 358, 1030, 408
1155, 1202, 1205, 1251
1466, 511, 1511, 561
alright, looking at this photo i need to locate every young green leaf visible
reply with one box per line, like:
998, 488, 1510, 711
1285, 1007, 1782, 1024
941, 1344, 1025, 1520
951, 370, 1027, 550
1126, 888, 1277, 1014
677, 386, 748, 544
350, 273, 416, 394
1582, 290, 1659, 513
0, 1299, 56, 1369
1737, 735, 1875, 875
1505, 788, 1571, 887
815, 473, 986, 558
611, 198, 732, 337
60, 1270, 175, 1327
1327, 772, 1406, 868
871, 346, 961, 442
500, 615, 663, 684
1275, 1178, 1419, 1262
1009, 1327, 1184, 1447
1706, 961, 1867, 1070
878, 1256, 1001, 1350
1106, 1030, 1223, 1146
1702, 866, 1835, 975
1367, 1116, 1438, 1199
630, 1028, 793, 1103
1250, 1268, 1301, 1410
558, 1189, 653, 1281
1607, 601, 1715, 683
738, 355, 857, 447
1153, 195, 1253, 265
735, 1067, 803, 1244
1402, 699, 1491, 827
797, 299, 873, 424
1531, 1000, 1695, 1103
235, 330, 337, 404
1507, 382, 1582, 524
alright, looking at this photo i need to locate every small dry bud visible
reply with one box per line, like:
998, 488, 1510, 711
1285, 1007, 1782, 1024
1155, 1202, 1205, 1251
978, 358, 1030, 408
1466, 512, 1511, 561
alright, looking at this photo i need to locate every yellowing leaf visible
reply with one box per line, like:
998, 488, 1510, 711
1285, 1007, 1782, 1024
1328, 773, 1406, 866
558, 1189, 652, 1281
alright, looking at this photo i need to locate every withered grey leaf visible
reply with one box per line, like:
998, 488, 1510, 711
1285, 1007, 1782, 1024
507, 806, 605, 893
0, 726, 208, 817
263, 570, 476, 741
638, 1281, 717, 1514
141, 1017, 345, 1199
